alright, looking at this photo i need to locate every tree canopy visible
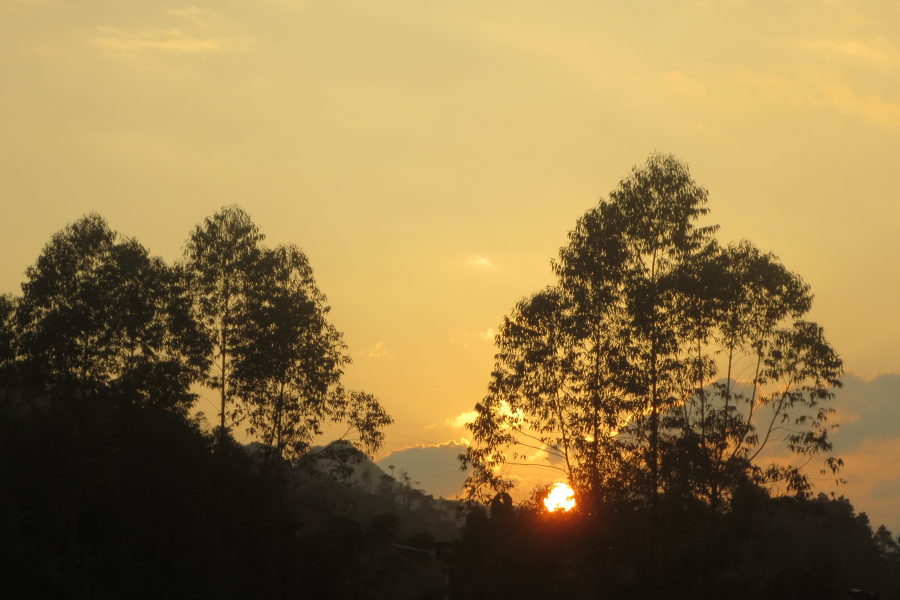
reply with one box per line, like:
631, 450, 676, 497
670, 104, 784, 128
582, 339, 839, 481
12, 214, 209, 413
1, 208, 391, 464
461, 154, 844, 514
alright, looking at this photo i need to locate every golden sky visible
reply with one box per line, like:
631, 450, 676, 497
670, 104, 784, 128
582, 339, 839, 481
2, 0, 899, 526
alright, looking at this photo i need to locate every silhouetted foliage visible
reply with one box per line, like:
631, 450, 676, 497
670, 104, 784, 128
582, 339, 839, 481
0, 211, 417, 599
0, 388, 448, 599
0, 294, 16, 387
450, 489, 900, 600
1, 166, 895, 599
184, 207, 391, 462
13, 214, 209, 412
183, 205, 265, 438
462, 154, 843, 516
233, 244, 392, 464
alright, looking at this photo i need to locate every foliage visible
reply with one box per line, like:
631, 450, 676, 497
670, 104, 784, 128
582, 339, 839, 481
12, 214, 209, 413
461, 153, 844, 513
183, 205, 265, 435
450, 489, 900, 600
0, 294, 16, 387
232, 245, 392, 463
184, 207, 392, 461
0, 389, 444, 600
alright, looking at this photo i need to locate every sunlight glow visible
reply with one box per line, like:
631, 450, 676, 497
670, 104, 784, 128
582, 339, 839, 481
543, 483, 576, 512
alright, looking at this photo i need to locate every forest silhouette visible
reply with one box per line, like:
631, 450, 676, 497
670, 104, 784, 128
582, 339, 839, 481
1, 155, 899, 599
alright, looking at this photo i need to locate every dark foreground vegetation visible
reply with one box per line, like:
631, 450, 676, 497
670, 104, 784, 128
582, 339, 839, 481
1, 155, 899, 599
0, 391, 455, 599
453, 488, 900, 599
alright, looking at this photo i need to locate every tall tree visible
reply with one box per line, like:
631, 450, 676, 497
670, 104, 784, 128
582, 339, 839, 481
183, 206, 264, 440
461, 154, 843, 515
232, 244, 392, 463
185, 207, 392, 460
13, 214, 209, 412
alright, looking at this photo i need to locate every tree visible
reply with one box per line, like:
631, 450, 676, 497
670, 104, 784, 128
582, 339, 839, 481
183, 206, 265, 440
232, 244, 392, 464
13, 214, 209, 412
185, 206, 392, 461
461, 154, 843, 516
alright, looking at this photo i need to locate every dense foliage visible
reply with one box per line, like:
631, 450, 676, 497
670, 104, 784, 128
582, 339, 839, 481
462, 154, 843, 512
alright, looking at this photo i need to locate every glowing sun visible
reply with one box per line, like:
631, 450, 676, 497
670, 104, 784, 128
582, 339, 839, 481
543, 483, 576, 512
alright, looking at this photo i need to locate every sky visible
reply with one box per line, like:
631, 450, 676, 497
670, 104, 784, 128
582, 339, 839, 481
2, 0, 899, 529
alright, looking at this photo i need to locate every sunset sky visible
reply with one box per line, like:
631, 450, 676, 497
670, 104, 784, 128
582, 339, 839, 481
2, 0, 899, 529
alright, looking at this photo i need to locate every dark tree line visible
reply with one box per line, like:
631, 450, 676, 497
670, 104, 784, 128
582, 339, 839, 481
451, 485, 900, 600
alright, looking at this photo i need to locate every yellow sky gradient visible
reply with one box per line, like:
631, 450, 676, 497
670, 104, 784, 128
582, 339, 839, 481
2, 0, 899, 524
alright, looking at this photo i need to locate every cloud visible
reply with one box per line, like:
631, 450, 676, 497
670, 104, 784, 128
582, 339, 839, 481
804, 372, 900, 533
663, 67, 900, 129
476, 328, 496, 341
445, 409, 479, 429
364, 341, 394, 360
467, 254, 496, 269
828, 372, 900, 453
94, 27, 225, 53
167, 7, 205, 17
93, 8, 251, 56
375, 439, 470, 499
825, 85, 900, 128
801, 39, 892, 63
449, 327, 497, 349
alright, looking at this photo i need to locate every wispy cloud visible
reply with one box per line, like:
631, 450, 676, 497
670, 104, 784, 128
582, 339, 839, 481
93, 7, 251, 56
825, 85, 900, 128
801, 39, 893, 63
449, 327, 497, 349
94, 27, 225, 53
468, 254, 496, 269
364, 341, 394, 360
663, 68, 900, 129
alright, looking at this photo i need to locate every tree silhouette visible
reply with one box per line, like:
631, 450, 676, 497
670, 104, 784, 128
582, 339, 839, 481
183, 206, 265, 440
185, 207, 392, 463
461, 154, 843, 518
13, 214, 209, 412
232, 244, 391, 464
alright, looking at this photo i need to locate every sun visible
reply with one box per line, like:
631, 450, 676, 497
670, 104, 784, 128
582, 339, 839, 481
543, 482, 576, 512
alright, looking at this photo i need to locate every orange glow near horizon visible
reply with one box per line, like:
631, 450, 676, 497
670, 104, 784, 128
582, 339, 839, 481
543, 483, 576, 512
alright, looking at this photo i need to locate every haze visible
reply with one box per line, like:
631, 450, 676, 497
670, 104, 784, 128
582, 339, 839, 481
2, 0, 899, 529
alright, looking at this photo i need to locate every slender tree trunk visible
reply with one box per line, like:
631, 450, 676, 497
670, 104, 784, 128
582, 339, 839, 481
220, 326, 227, 446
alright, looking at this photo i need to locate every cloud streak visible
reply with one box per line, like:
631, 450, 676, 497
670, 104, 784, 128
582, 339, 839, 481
94, 27, 225, 53
93, 7, 251, 56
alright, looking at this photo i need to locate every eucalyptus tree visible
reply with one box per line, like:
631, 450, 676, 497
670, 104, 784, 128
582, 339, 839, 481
13, 214, 209, 412
185, 206, 392, 460
183, 206, 264, 440
232, 244, 392, 464
460, 154, 843, 515
662, 240, 843, 514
